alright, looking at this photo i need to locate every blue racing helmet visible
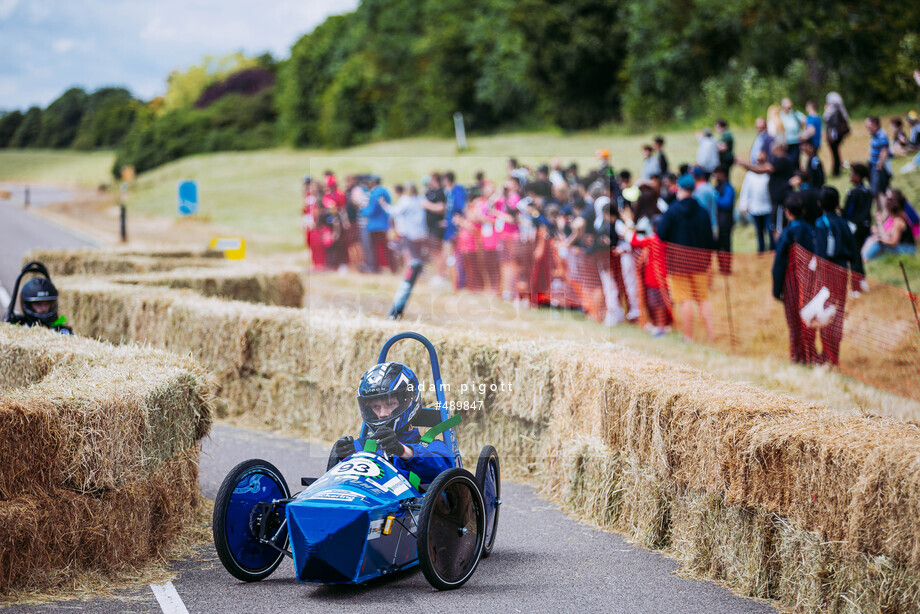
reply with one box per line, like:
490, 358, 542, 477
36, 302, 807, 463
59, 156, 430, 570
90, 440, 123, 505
357, 362, 421, 432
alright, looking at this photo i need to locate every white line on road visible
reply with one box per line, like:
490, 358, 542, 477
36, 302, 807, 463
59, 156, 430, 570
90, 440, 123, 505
150, 582, 190, 614
0, 285, 10, 311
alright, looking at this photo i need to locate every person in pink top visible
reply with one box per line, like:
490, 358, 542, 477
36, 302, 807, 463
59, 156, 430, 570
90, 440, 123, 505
494, 178, 522, 300
474, 181, 501, 293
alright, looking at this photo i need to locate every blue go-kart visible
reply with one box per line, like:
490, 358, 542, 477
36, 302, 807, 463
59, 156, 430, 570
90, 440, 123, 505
212, 332, 501, 590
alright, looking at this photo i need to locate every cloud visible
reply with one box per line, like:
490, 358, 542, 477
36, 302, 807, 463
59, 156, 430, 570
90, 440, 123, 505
0, 0, 18, 20
51, 38, 75, 54
0, 0, 360, 110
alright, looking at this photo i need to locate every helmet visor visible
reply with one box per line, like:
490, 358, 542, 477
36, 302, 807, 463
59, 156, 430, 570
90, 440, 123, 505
24, 298, 57, 315
358, 390, 414, 427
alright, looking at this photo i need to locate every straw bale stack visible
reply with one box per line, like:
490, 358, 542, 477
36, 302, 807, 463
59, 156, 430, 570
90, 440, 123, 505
24, 248, 223, 277
55, 272, 920, 611
0, 324, 214, 591
106, 267, 304, 307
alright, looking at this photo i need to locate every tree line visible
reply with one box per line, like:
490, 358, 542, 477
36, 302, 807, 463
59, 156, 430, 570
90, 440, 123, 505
0, 0, 916, 176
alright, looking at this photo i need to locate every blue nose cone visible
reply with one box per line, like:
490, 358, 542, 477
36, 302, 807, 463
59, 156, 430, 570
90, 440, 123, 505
287, 501, 369, 583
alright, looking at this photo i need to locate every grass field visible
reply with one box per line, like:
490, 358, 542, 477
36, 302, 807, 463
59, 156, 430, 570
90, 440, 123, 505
1, 125, 918, 399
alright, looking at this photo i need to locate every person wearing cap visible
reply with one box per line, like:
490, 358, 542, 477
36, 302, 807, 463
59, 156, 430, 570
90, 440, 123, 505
656, 174, 716, 342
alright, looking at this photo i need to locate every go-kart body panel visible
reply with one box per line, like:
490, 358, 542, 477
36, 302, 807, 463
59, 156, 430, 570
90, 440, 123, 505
286, 452, 423, 584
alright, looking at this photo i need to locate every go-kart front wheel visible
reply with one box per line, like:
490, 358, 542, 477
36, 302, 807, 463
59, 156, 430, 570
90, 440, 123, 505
475, 445, 501, 557
417, 468, 486, 590
213, 459, 290, 582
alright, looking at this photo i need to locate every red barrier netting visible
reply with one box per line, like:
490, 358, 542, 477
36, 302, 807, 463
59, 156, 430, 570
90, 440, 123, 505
312, 233, 920, 401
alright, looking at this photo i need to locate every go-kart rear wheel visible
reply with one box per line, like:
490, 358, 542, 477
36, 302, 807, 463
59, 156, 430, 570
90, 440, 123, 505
475, 445, 501, 557
417, 468, 485, 590
213, 459, 290, 582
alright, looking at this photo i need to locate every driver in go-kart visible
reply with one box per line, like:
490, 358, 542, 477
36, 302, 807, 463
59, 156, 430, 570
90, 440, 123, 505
333, 362, 451, 483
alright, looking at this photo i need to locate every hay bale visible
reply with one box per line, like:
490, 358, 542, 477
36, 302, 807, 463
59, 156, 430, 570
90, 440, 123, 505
0, 450, 199, 592
56, 275, 920, 611
24, 248, 223, 277
0, 324, 214, 593
108, 267, 305, 307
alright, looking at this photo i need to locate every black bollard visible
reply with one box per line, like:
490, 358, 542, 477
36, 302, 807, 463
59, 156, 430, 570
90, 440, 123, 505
120, 203, 127, 242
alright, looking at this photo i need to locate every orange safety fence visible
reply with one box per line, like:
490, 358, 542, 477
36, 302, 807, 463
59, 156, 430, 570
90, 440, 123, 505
318, 233, 920, 401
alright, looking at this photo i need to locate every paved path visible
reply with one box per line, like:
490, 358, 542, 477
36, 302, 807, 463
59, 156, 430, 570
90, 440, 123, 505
8, 425, 773, 614
0, 183, 96, 309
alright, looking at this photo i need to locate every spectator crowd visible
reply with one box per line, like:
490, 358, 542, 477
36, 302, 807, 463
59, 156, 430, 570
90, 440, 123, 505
301, 91, 920, 364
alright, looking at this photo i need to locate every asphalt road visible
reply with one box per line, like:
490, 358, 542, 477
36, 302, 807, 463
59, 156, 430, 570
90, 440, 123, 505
7, 425, 774, 614
0, 183, 96, 307
1, 191, 774, 613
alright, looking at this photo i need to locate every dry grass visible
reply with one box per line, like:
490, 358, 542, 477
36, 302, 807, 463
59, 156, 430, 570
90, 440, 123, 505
0, 324, 214, 594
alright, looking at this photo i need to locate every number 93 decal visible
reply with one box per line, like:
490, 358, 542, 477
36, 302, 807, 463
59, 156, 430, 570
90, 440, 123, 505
334, 460, 383, 479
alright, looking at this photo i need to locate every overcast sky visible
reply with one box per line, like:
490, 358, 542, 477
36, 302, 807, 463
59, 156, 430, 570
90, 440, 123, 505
0, 0, 359, 112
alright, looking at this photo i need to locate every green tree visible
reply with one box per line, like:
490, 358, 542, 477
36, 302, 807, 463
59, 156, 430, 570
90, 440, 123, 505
72, 87, 137, 150
37, 87, 88, 147
0, 111, 24, 147
277, 13, 358, 146
160, 52, 257, 114
9, 107, 43, 148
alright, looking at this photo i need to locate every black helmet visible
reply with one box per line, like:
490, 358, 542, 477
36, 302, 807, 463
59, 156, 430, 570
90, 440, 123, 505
357, 362, 421, 432
20, 277, 59, 326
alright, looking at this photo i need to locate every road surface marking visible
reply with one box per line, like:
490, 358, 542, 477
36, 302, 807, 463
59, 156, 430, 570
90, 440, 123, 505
0, 285, 10, 311
150, 582, 189, 614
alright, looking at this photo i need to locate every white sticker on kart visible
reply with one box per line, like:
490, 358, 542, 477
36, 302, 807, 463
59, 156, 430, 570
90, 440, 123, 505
334, 459, 383, 479
367, 519, 384, 540
382, 475, 410, 496
308, 488, 364, 502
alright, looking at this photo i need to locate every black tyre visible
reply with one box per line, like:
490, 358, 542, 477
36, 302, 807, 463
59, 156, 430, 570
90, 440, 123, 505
475, 445, 501, 557
417, 468, 485, 590
213, 459, 290, 582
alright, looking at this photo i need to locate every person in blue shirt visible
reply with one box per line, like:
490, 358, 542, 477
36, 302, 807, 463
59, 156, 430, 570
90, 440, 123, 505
813, 186, 865, 366
805, 101, 822, 150
865, 115, 891, 201
332, 362, 451, 484
361, 175, 392, 273
713, 165, 735, 274
691, 166, 718, 234
443, 171, 467, 287
772, 194, 817, 364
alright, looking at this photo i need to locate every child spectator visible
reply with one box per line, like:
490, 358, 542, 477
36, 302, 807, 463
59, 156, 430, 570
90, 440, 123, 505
628, 215, 671, 336
772, 193, 817, 364
861, 189, 917, 259
814, 186, 864, 365
844, 163, 874, 249
800, 141, 825, 189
